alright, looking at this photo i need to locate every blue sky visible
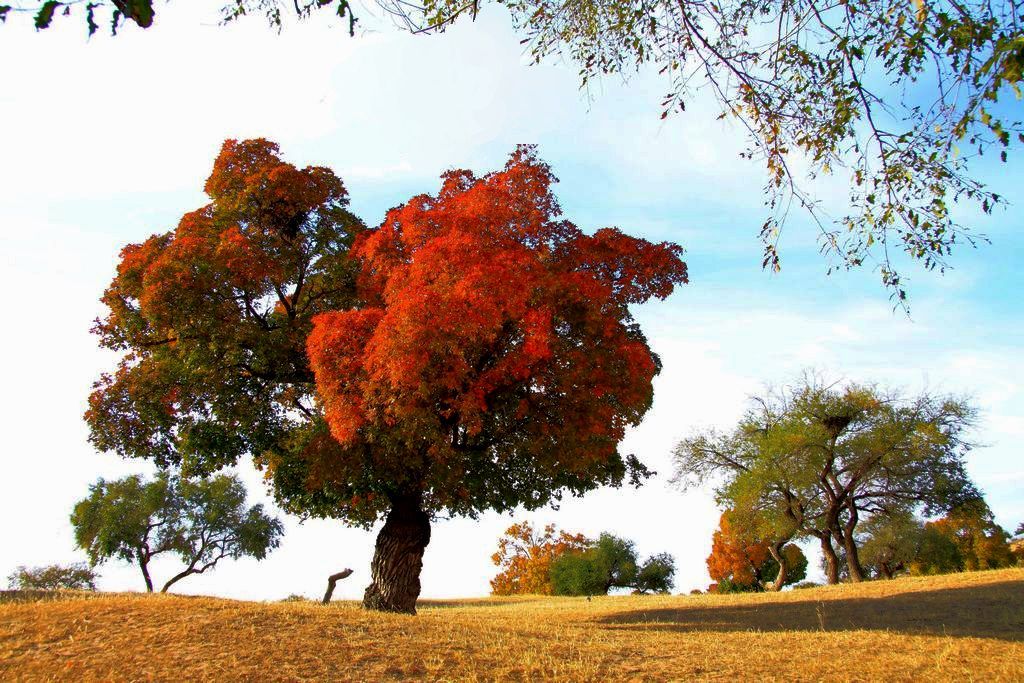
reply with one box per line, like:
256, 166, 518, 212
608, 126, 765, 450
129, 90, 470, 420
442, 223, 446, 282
1, 5, 1021, 599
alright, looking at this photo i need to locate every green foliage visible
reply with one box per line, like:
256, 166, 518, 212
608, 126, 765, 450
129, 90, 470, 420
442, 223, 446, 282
70, 472, 283, 592
674, 372, 981, 585
759, 544, 808, 588
550, 533, 675, 595
915, 500, 1016, 574
550, 551, 607, 597
7, 563, 98, 591
634, 553, 676, 594
912, 524, 965, 575
5, 1, 357, 36
410, 0, 1024, 304
859, 511, 926, 578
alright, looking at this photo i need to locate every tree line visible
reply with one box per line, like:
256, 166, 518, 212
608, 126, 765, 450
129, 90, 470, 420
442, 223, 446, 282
677, 374, 1021, 590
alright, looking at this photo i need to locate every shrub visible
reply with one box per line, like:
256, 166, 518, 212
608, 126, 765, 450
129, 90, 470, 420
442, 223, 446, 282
7, 563, 98, 591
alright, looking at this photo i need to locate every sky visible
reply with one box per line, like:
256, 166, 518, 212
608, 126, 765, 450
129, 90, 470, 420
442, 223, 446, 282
1, 4, 1021, 601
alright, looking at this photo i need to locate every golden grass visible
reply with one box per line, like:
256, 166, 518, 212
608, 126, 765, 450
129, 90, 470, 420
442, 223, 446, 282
1, 568, 1022, 681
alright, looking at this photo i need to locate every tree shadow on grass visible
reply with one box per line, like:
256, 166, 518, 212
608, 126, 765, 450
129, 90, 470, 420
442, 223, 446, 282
596, 581, 1024, 642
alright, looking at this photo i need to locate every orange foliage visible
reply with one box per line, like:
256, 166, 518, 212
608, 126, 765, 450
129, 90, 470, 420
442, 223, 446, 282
490, 522, 590, 595
706, 513, 771, 590
928, 505, 1015, 571
306, 145, 687, 513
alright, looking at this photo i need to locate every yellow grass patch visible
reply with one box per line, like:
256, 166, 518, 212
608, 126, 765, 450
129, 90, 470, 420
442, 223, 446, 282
1, 568, 1021, 681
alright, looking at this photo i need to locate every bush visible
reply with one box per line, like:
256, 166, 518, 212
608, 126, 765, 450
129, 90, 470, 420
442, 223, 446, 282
792, 581, 822, 590
7, 563, 98, 591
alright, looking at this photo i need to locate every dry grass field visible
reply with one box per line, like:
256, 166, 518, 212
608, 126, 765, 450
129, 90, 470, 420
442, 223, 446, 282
1, 568, 1021, 681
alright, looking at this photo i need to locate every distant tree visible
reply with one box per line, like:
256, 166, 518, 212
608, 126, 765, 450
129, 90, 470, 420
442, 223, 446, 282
634, 553, 676, 594
7, 563, 98, 591
705, 513, 805, 592
922, 501, 1015, 572
675, 374, 979, 584
858, 511, 925, 579
490, 522, 590, 596
911, 524, 966, 575
1016, 522, 1024, 537
550, 533, 675, 596
71, 472, 283, 593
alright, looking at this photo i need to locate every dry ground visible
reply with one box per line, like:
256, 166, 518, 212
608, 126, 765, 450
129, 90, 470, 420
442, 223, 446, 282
1, 568, 1022, 681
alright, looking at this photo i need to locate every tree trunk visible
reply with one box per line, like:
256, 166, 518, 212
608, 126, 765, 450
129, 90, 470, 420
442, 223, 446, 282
322, 569, 353, 604
362, 494, 431, 614
819, 534, 840, 584
767, 542, 788, 591
138, 552, 154, 593
879, 563, 893, 580
841, 502, 866, 582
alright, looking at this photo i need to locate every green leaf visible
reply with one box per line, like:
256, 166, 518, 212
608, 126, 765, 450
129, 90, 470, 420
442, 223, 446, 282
121, 0, 155, 28
34, 1, 60, 30
0, 6, 11, 23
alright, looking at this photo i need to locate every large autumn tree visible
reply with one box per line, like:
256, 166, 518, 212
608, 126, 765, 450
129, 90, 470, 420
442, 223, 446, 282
87, 139, 687, 613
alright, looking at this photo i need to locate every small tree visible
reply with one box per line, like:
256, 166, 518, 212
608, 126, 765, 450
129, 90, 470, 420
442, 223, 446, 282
921, 501, 1015, 573
550, 533, 675, 595
71, 472, 284, 593
7, 563, 98, 591
859, 511, 926, 579
705, 513, 806, 592
490, 522, 590, 596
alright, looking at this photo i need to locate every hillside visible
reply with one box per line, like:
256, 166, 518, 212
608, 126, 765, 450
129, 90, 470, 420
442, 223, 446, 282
2, 568, 1022, 681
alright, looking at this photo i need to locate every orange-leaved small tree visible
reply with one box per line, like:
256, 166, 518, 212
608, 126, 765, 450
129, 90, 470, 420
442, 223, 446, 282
706, 511, 807, 592
707, 513, 771, 591
490, 522, 590, 595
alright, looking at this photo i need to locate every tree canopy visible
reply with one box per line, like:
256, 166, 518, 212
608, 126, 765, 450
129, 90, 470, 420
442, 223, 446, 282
7, 564, 98, 591
490, 521, 590, 596
7, 0, 1021, 302
87, 138, 686, 613
549, 533, 676, 595
674, 374, 980, 584
70, 472, 284, 592
705, 512, 807, 592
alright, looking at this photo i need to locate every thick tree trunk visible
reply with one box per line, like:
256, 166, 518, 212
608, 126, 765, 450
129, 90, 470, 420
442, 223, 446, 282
138, 552, 154, 593
819, 534, 840, 585
841, 503, 866, 583
767, 542, 788, 592
363, 494, 431, 614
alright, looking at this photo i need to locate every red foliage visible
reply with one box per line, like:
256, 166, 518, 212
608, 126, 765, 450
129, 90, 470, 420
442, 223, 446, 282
307, 146, 687, 510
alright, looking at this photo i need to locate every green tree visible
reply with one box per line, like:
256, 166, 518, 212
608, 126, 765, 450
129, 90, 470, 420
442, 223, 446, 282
71, 472, 284, 592
674, 373, 979, 584
922, 500, 1016, 572
7, 563, 98, 591
858, 511, 925, 579
10, 0, 1021, 301
550, 533, 675, 595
